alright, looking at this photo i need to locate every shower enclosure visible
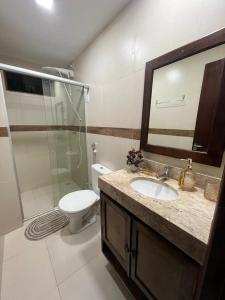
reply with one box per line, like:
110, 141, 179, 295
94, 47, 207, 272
2, 65, 89, 220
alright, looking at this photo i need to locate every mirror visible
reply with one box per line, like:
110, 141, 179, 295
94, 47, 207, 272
148, 44, 225, 150
141, 28, 225, 166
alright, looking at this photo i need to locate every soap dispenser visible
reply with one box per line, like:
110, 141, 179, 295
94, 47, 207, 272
178, 158, 196, 191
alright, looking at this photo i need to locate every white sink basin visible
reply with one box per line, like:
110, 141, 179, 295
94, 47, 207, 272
130, 178, 178, 201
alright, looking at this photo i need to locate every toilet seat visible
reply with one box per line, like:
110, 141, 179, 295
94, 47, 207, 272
59, 190, 99, 213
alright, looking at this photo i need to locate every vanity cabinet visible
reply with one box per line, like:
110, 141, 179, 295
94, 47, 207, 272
101, 192, 200, 300
101, 192, 131, 274
131, 221, 199, 300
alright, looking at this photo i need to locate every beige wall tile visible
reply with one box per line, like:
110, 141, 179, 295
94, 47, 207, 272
0, 138, 18, 182
10, 133, 33, 192
20, 93, 47, 125
85, 84, 104, 127
73, 1, 137, 86
4, 91, 22, 124
73, 0, 225, 177
5, 90, 48, 126
0, 180, 22, 235
101, 74, 139, 128
87, 133, 139, 185
11, 132, 52, 192
144, 151, 225, 179
0, 73, 9, 127
133, 0, 225, 71
0, 236, 4, 296
0, 138, 23, 235
86, 69, 144, 128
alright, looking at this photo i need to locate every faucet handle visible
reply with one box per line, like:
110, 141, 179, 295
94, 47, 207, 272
91, 142, 97, 151
159, 166, 170, 176
180, 158, 192, 169
156, 166, 171, 181
164, 166, 170, 174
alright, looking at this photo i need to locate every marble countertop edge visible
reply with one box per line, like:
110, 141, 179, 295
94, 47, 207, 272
98, 169, 216, 265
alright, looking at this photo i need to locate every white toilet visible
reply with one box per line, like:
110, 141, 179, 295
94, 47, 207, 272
59, 164, 112, 233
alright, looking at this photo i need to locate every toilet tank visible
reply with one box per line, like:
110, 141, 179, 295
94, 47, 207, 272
91, 164, 112, 195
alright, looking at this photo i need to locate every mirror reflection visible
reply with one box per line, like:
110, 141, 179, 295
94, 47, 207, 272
148, 44, 225, 151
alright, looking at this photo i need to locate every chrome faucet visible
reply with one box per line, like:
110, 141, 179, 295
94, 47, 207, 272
157, 166, 171, 182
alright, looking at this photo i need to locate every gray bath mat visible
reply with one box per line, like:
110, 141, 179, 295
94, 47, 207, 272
25, 209, 70, 240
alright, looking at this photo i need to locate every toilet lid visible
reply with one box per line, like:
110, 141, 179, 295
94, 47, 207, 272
59, 190, 99, 213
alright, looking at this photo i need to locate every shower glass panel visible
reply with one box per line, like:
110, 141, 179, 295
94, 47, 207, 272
42, 79, 89, 207
4, 71, 88, 220
5, 82, 54, 219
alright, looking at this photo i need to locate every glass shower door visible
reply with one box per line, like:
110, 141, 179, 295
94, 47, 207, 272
42, 79, 89, 207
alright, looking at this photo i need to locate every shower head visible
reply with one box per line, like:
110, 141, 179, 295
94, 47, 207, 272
42, 66, 74, 79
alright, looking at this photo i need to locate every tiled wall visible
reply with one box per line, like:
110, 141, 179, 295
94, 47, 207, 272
0, 236, 4, 295
72, 0, 225, 178
5, 91, 53, 192
10, 132, 52, 192
0, 72, 23, 236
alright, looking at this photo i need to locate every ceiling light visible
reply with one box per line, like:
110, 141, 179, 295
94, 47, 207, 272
35, 0, 53, 11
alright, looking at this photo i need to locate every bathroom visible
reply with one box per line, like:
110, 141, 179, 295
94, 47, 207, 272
0, 0, 225, 299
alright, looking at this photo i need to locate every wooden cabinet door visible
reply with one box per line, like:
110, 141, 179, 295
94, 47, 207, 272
101, 192, 131, 275
131, 220, 199, 300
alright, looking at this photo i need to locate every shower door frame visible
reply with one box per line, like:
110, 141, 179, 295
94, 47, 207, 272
0, 71, 25, 221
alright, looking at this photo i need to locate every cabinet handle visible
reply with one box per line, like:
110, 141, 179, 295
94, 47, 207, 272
124, 244, 130, 253
192, 143, 205, 151
125, 244, 136, 256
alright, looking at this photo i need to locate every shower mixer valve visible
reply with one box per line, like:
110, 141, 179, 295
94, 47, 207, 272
91, 142, 97, 153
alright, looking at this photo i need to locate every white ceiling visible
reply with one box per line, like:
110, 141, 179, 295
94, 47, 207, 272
0, 0, 131, 67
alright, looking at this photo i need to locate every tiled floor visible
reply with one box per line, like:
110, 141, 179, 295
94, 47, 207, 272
21, 180, 80, 219
21, 185, 54, 219
1, 217, 133, 300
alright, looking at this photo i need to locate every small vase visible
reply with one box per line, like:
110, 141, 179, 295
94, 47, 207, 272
129, 165, 139, 173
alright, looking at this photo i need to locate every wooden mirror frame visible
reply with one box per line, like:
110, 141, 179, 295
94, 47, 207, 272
140, 28, 225, 167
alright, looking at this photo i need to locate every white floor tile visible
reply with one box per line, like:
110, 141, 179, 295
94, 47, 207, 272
1, 215, 131, 300
21, 180, 79, 219
3, 221, 45, 261
21, 186, 54, 219
1, 242, 57, 300
46, 217, 101, 284
59, 254, 127, 300
37, 287, 61, 300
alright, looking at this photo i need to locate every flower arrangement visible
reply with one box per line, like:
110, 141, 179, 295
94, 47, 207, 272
126, 148, 144, 171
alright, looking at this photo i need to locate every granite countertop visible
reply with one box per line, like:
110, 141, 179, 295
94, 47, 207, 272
99, 169, 216, 265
